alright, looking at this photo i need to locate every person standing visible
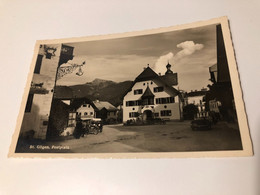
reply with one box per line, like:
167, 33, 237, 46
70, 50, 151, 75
74, 119, 83, 139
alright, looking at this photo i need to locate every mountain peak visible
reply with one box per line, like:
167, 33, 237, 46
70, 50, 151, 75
55, 80, 133, 107
85, 78, 116, 86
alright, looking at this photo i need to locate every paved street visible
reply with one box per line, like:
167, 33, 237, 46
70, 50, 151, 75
19, 120, 243, 153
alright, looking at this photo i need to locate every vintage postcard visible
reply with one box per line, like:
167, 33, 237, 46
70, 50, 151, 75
9, 16, 253, 158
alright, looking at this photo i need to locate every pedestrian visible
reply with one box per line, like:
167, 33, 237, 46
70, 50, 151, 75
74, 119, 83, 139
81, 120, 87, 137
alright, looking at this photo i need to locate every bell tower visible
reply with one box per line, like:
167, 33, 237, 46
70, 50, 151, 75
165, 62, 173, 75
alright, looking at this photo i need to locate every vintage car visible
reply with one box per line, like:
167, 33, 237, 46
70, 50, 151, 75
91, 118, 103, 133
81, 118, 103, 135
191, 112, 213, 130
191, 117, 212, 130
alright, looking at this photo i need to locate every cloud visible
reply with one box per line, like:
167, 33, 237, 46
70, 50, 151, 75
152, 41, 204, 75
153, 52, 174, 75
174, 41, 204, 61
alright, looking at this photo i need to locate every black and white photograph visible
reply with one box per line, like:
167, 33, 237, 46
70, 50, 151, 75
9, 17, 252, 157
2, 0, 260, 194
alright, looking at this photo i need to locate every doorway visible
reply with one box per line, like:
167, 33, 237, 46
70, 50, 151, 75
143, 110, 153, 121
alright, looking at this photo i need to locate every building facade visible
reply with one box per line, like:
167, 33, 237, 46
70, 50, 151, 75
93, 100, 118, 122
123, 64, 183, 123
206, 24, 237, 122
76, 103, 96, 120
20, 44, 74, 139
71, 100, 117, 123
184, 89, 208, 113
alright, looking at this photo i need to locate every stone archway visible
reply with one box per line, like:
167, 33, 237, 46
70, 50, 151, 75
143, 110, 153, 121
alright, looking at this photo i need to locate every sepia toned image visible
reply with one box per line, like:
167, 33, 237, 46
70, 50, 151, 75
9, 17, 252, 158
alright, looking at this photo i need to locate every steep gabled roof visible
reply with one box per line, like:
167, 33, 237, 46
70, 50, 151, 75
122, 66, 181, 99
135, 67, 158, 82
93, 101, 117, 111
70, 97, 94, 110
141, 86, 154, 98
153, 77, 179, 96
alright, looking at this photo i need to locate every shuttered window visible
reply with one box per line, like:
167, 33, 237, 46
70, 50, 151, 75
34, 55, 43, 74
25, 94, 34, 112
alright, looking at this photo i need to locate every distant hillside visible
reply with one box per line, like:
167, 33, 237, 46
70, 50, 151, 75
55, 79, 133, 106
86, 78, 116, 88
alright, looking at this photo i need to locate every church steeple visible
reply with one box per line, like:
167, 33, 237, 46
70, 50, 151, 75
165, 62, 173, 75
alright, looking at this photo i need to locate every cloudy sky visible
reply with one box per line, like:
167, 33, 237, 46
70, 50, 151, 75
56, 24, 217, 92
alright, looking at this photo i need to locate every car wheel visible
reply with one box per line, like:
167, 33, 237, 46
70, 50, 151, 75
94, 128, 99, 135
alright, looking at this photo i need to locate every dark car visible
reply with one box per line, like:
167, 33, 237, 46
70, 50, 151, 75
81, 118, 103, 135
150, 118, 166, 125
191, 117, 212, 130
92, 118, 103, 133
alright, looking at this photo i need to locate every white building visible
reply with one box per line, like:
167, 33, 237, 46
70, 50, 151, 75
76, 103, 95, 120
185, 89, 208, 113
123, 64, 183, 123
73, 100, 117, 122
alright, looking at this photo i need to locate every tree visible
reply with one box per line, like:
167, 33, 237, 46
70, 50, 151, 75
183, 104, 199, 120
